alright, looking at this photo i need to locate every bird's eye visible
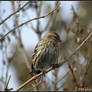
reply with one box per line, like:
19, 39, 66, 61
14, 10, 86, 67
55, 36, 57, 39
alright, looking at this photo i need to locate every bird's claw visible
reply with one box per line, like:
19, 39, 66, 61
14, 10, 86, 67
42, 70, 46, 76
51, 64, 59, 69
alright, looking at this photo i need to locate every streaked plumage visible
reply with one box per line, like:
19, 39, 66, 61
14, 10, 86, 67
30, 32, 62, 74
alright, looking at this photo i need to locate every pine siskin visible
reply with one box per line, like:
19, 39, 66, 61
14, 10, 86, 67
30, 32, 62, 75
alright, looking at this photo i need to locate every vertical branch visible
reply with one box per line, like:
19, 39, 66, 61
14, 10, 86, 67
52, 2, 60, 91
53, 69, 58, 91
80, 58, 92, 88
68, 63, 79, 88
11, 1, 31, 71
32, 2, 43, 91
35, 1, 42, 40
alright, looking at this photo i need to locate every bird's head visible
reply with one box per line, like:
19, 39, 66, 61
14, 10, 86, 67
43, 32, 62, 43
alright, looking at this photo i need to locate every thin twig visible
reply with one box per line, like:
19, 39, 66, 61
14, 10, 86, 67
15, 31, 92, 91
68, 64, 79, 88
53, 69, 58, 91
4, 75, 11, 91
56, 71, 69, 84
56, 71, 69, 90
63, 31, 92, 65
35, 1, 42, 40
0, 3, 61, 42
0, 1, 30, 25
12, 1, 31, 71
0, 16, 11, 30
56, 81, 66, 90
81, 58, 92, 88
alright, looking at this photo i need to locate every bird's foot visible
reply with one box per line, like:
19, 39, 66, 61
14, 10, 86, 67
29, 71, 35, 77
51, 63, 59, 69
41, 70, 46, 77
29, 70, 41, 76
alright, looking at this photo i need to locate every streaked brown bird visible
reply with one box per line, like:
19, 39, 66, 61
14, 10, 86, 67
30, 32, 62, 75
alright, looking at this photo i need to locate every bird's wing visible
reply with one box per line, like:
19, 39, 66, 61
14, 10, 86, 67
32, 40, 45, 64
32, 40, 56, 70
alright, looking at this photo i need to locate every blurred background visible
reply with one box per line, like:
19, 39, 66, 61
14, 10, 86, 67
0, 1, 92, 91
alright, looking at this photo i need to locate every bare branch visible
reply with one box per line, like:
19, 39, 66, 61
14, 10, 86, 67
53, 69, 58, 91
0, 3, 61, 42
35, 1, 42, 40
0, 1, 30, 25
68, 64, 79, 88
15, 66, 53, 91
56, 71, 69, 84
80, 58, 92, 88
56, 71, 69, 90
15, 31, 92, 91
4, 75, 11, 91
63, 31, 92, 64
